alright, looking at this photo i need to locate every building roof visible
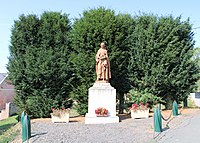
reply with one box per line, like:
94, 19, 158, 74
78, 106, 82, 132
0, 73, 7, 85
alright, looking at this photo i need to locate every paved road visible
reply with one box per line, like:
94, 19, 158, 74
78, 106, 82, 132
157, 110, 200, 143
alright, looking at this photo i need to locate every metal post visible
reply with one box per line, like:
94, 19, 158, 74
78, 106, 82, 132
154, 107, 162, 132
172, 100, 178, 116
22, 114, 31, 142
21, 111, 25, 124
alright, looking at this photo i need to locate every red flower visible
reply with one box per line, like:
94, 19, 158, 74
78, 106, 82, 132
95, 107, 108, 116
95, 109, 100, 114
130, 102, 149, 111
62, 107, 65, 110
132, 103, 138, 108
104, 109, 108, 114
52, 108, 55, 111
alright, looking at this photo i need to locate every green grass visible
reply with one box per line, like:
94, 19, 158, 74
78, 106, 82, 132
0, 115, 18, 135
0, 115, 20, 143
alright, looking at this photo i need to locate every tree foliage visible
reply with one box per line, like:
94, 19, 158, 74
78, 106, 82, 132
70, 7, 134, 114
8, 8, 199, 116
193, 47, 200, 91
127, 14, 199, 106
8, 12, 72, 117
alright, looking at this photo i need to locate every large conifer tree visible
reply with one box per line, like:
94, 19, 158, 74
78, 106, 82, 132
8, 12, 72, 117
127, 14, 199, 107
70, 7, 133, 114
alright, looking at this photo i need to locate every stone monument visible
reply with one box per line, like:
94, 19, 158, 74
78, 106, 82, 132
85, 42, 119, 124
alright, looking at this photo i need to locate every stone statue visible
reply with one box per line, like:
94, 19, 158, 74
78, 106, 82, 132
95, 42, 111, 82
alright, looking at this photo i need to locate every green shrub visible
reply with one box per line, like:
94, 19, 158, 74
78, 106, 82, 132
26, 96, 53, 118
126, 89, 164, 109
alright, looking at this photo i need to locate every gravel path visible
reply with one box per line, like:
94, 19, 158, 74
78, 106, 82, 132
30, 116, 155, 143
27, 109, 200, 143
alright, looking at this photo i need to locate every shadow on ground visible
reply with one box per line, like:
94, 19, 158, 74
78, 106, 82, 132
30, 132, 48, 143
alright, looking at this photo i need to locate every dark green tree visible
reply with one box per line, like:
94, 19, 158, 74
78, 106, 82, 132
8, 12, 73, 117
193, 47, 200, 92
127, 14, 199, 108
70, 7, 134, 114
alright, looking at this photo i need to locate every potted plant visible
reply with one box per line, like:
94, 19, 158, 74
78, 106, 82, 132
129, 102, 149, 119
126, 89, 164, 119
95, 107, 108, 117
50, 107, 70, 123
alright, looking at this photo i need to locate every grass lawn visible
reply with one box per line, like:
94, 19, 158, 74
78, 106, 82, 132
0, 115, 20, 143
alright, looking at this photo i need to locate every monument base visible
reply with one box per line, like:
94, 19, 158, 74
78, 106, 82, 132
85, 82, 119, 124
85, 114, 119, 124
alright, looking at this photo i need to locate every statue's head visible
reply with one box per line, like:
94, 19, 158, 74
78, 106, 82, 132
100, 42, 107, 49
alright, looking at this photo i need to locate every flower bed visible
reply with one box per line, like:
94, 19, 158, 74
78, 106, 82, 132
95, 107, 108, 117
129, 102, 149, 119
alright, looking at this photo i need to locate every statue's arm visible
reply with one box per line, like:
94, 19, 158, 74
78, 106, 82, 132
96, 51, 100, 63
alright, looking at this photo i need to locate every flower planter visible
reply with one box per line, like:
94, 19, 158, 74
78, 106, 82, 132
50, 113, 69, 123
131, 109, 149, 119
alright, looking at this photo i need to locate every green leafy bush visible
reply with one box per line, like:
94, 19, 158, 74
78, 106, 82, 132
26, 96, 53, 118
126, 89, 164, 109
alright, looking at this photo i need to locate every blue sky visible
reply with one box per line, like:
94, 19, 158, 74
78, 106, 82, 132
1, 0, 200, 73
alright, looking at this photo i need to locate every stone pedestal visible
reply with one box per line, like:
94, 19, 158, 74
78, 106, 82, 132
85, 82, 119, 124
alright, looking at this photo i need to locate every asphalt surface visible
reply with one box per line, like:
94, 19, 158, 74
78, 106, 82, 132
157, 110, 200, 143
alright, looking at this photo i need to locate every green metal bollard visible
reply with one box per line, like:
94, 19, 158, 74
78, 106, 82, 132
154, 108, 162, 132
21, 111, 25, 124
22, 114, 31, 142
173, 100, 178, 116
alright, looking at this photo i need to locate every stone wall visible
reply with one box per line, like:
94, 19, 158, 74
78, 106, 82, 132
0, 102, 17, 120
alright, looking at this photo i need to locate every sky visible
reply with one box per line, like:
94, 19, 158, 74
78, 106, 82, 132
1, 0, 200, 73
